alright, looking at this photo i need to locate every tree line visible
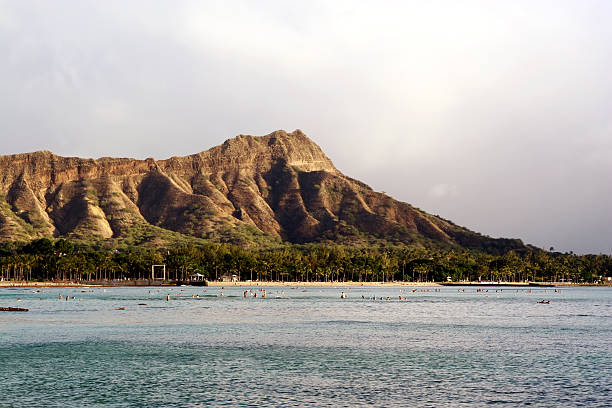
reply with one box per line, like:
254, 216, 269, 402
0, 238, 610, 284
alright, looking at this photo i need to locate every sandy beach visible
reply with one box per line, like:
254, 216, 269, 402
1, 280, 607, 288
0, 280, 439, 288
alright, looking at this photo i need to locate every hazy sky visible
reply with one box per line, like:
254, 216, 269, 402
1, 0, 611, 254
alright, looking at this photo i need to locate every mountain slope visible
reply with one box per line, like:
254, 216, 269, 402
0, 130, 524, 252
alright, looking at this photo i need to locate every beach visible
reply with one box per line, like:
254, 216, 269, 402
2, 279, 608, 288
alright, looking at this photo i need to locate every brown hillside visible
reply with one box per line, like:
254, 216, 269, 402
0, 130, 524, 252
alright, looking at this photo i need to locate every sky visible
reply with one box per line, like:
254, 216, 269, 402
1, 0, 611, 254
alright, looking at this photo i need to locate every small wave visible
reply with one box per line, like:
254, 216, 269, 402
321, 320, 372, 325
558, 313, 610, 318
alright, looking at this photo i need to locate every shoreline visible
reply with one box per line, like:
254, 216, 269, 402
0, 280, 438, 288
206, 281, 439, 287
0, 280, 609, 288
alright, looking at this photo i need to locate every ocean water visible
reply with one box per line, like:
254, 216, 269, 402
1, 285, 610, 407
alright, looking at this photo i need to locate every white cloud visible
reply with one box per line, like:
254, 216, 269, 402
428, 184, 458, 199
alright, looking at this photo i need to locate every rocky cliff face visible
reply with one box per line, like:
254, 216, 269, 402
0, 130, 523, 251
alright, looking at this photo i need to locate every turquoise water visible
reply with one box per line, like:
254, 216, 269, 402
1, 285, 610, 407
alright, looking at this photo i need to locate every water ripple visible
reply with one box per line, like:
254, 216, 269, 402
1, 285, 610, 407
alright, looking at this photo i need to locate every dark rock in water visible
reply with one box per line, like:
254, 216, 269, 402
0, 307, 29, 312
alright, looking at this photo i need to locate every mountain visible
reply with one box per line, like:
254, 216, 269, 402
0, 130, 524, 252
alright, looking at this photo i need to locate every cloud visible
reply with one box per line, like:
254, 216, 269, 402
428, 184, 458, 199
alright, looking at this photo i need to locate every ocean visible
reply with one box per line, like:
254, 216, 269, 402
1, 285, 610, 407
